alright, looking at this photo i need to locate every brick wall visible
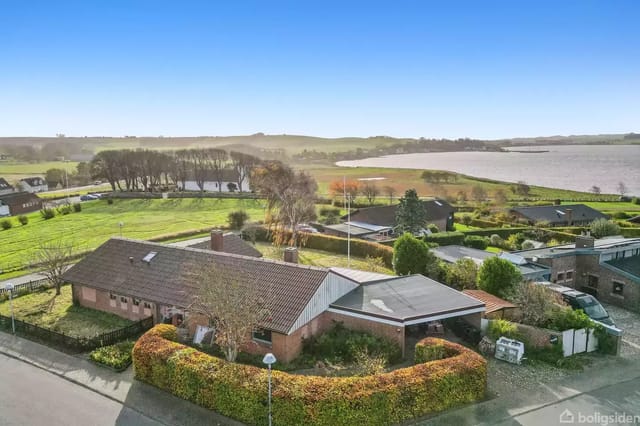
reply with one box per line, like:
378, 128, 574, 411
73, 285, 158, 322
324, 311, 405, 356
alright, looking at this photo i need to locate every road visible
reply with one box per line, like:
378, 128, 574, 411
0, 353, 163, 426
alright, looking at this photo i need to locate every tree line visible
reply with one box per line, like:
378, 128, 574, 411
90, 148, 261, 193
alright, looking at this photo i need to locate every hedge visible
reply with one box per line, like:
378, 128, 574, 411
424, 231, 465, 246
133, 326, 487, 426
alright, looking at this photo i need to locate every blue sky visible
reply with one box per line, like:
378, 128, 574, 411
1, 1, 639, 139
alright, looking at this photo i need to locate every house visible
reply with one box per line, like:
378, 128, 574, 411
517, 235, 640, 310
0, 178, 15, 196
176, 169, 249, 192
62, 237, 485, 362
323, 199, 455, 240
170, 230, 263, 258
509, 204, 607, 226
628, 215, 640, 225
18, 177, 48, 193
0, 192, 43, 216
430, 245, 551, 282
462, 290, 519, 320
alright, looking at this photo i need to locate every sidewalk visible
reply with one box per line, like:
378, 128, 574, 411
0, 331, 242, 426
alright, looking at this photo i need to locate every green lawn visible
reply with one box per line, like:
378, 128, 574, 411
0, 198, 266, 272
453, 223, 480, 232
562, 201, 640, 213
255, 242, 394, 274
0, 285, 131, 338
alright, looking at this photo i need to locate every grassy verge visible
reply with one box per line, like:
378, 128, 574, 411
0, 285, 132, 337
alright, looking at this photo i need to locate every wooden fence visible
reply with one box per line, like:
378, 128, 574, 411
0, 278, 50, 297
0, 314, 154, 352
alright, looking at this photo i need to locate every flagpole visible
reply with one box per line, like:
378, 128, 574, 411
344, 176, 351, 268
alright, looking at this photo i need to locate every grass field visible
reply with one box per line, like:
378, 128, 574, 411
0, 198, 266, 272
255, 242, 393, 274
0, 285, 131, 337
0, 160, 79, 183
561, 201, 640, 213
305, 165, 613, 202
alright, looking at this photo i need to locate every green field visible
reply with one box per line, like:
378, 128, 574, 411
0, 160, 79, 183
0, 285, 131, 338
0, 198, 266, 272
561, 201, 640, 213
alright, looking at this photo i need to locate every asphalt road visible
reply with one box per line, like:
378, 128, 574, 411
0, 353, 163, 426
495, 377, 640, 426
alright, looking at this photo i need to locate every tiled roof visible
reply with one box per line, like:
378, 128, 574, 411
346, 199, 454, 228
462, 290, 518, 314
62, 238, 329, 334
0, 191, 41, 205
20, 177, 46, 187
185, 233, 263, 258
510, 204, 607, 224
0, 178, 13, 190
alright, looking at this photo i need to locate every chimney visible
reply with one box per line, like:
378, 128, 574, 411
565, 208, 573, 226
575, 234, 595, 249
284, 247, 299, 264
210, 230, 224, 252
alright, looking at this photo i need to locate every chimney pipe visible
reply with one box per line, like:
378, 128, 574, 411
211, 230, 224, 252
284, 247, 299, 264
565, 208, 573, 226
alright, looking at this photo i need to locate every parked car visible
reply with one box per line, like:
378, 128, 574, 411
80, 194, 99, 201
295, 224, 319, 233
541, 283, 615, 326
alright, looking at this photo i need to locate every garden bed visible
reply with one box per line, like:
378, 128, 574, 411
89, 341, 135, 372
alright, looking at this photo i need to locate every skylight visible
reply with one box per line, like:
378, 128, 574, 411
142, 251, 158, 263
434, 201, 443, 206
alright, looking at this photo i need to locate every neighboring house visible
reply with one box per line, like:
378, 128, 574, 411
176, 170, 249, 192
0, 192, 43, 216
170, 230, 263, 258
462, 290, 519, 320
18, 177, 48, 193
509, 204, 607, 226
0, 178, 15, 196
517, 235, 640, 310
62, 237, 485, 362
324, 199, 455, 240
430, 245, 551, 282
628, 215, 640, 225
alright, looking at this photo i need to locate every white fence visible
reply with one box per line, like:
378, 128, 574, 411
562, 328, 597, 357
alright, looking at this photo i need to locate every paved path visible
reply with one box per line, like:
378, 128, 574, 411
0, 352, 162, 426
0, 331, 241, 426
0, 272, 48, 286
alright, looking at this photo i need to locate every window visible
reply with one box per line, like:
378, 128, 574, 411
143, 302, 152, 309
133, 298, 141, 306
109, 293, 117, 300
613, 281, 625, 296
252, 329, 272, 344
566, 270, 574, 280
120, 296, 128, 303
588, 274, 599, 289
557, 272, 565, 282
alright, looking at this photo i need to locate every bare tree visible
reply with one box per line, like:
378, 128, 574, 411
207, 148, 228, 192
230, 151, 260, 193
382, 185, 396, 204
471, 185, 488, 202
590, 185, 601, 195
617, 181, 628, 196
187, 264, 272, 362
250, 161, 318, 246
361, 181, 379, 205
33, 240, 76, 296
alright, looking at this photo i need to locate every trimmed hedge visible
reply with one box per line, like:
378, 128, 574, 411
133, 326, 487, 426
424, 231, 465, 246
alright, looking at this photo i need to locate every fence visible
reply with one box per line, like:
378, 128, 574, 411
0, 278, 50, 297
0, 314, 154, 352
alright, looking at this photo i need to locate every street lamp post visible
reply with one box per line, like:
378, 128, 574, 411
262, 352, 277, 426
118, 222, 124, 237
4, 283, 15, 334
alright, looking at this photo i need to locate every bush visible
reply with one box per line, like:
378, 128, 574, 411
57, 205, 72, 215
512, 282, 565, 328
487, 319, 519, 341
90, 341, 134, 371
463, 235, 489, 250
107, 198, 114, 205
133, 326, 487, 426
489, 234, 503, 246
319, 207, 341, 217
633, 197, 640, 205
549, 307, 593, 331
40, 208, 55, 220
73, 203, 82, 212
17, 215, 28, 226
590, 218, 621, 238
426, 223, 439, 233
227, 210, 249, 229
302, 321, 402, 365
414, 340, 451, 363
1, 219, 12, 230
478, 257, 522, 298
424, 231, 465, 246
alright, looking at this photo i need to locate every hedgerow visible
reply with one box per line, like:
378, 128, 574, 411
133, 326, 486, 426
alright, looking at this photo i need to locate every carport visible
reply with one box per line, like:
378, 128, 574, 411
327, 275, 486, 357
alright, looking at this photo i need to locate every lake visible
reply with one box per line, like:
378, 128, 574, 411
336, 144, 640, 196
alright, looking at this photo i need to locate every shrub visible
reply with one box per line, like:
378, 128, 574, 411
549, 307, 593, 331
487, 319, 519, 341
463, 235, 489, 250
90, 341, 134, 371
414, 340, 450, 363
40, 208, 56, 219
57, 205, 72, 215
590, 218, 621, 238
1, 219, 12, 230
426, 223, 439, 233
512, 282, 565, 328
633, 197, 640, 205
107, 198, 114, 205
489, 234, 503, 246
478, 257, 522, 298
319, 207, 341, 217
424, 231, 465, 246
17, 215, 28, 225
133, 327, 487, 426
73, 203, 82, 212
227, 210, 249, 229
